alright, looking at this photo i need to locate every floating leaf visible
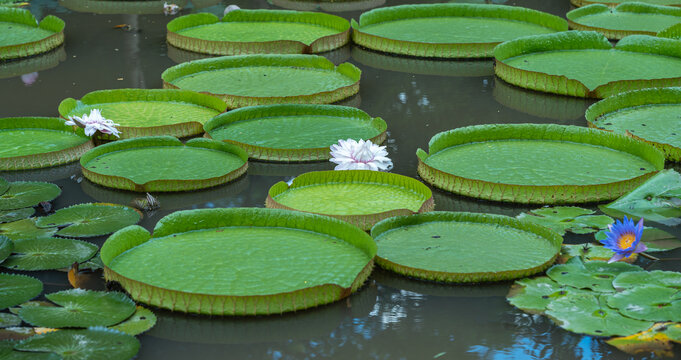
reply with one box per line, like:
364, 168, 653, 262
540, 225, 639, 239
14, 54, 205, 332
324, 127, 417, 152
0, 274, 42, 310
9, 301, 55, 315
0, 235, 11, 263
595, 226, 681, 252
600, 169, 681, 226
14, 327, 140, 360
546, 293, 654, 337
1, 237, 98, 271
567, 3, 681, 40
0, 182, 61, 211
558, 243, 637, 263
0, 208, 34, 224
17, 289, 136, 328
0, 219, 57, 243
517, 206, 613, 235
35, 203, 141, 238
506, 276, 590, 314
607, 322, 681, 357
613, 270, 681, 290
109, 306, 156, 336
0, 313, 21, 328
0, 8, 64, 61
607, 285, 681, 322
0, 339, 61, 360
546, 256, 643, 292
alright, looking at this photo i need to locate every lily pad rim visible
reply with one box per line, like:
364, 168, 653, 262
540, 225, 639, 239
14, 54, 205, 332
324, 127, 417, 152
0, 8, 65, 60
567, 3, 681, 39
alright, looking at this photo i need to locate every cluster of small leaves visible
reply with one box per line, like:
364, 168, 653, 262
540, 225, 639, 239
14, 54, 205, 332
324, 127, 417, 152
516, 206, 613, 236
507, 256, 681, 356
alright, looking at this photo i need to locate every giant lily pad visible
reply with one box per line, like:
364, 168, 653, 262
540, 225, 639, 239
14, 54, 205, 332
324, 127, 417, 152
507, 276, 591, 314
101, 208, 376, 315
0, 274, 42, 310
658, 21, 681, 37
0, 208, 35, 224
0, 117, 93, 170
0, 8, 64, 60
587, 87, 681, 162
0, 219, 57, 242
494, 31, 681, 98
516, 206, 613, 235
567, 3, 681, 39
35, 203, 141, 238
370, 211, 562, 283
58, 89, 227, 140
572, 0, 681, 8
161, 54, 361, 109
351, 4, 567, 58
417, 124, 664, 204
14, 327, 140, 360
0, 182, 61, 210
266, 170, 434, 230
204, 104, 387, 161
17, 289, 136, 328
546, 256, 643, 292
546, 293, 654, 337
80, 136, 248, 192
1, 237, 98, 271
167, 10, 350, 55
606, 322, 681, 357
607, 285, 681, 322
613, 270, 681, 290
600, 169, 681, 226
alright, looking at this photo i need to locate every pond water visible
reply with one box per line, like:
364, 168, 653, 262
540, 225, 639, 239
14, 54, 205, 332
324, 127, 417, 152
1, 0, 680, 359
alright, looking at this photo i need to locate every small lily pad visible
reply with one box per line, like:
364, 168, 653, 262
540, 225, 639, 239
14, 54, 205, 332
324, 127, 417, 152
0, 182, 61, 211
516, 206, 613, 235
607, 322, 681, 358
0, 339, 61, 360
0, 208, 34, 224
558, 243, 637, 263
613, 270, 681, 290
546, 293, 654, 337
607, 285, 681, 322
0, 235, 12, 263
0, 313, 21, 328
595, 226, 681, 252
35, 203, 141, 238
17, 289, 136, 328
14, 327, 140, 360
109, 306, 156, 335
0, 274, 43, 310
0, 219, 57, 243
546, 256, 643, 292
1, 237, 98, 271
506, 276, 590, 314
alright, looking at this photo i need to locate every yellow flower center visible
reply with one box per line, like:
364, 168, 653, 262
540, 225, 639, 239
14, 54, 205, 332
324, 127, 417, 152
618, 233, 636, 250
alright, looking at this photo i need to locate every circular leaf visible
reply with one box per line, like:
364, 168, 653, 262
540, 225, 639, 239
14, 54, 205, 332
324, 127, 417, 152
109, 306, 156, 335
0, 8, 64, 61
0, 208, 35, 224
0, 313, 21, 328
17, 289, 136, 328
0, 182, 61, 211
35, 203, 141, 238
507, 276, 590, 314
0, 219, 57, 243
1, 237, 98, 271
0, 339, 61, 360
546, 256, 643, 292
567, 3, 681, 40
0, 274, 43, 310
607, 285, 681, 322
14, 327, 140, 360
613, 270, 681, 290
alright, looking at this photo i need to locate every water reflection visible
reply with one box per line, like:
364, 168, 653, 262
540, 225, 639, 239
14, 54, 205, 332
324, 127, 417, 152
268, 0, 385, 12
0, 46, 66, 81
59, 0, 189, 14
0, 161, 80, 182
167, 44, 352, 65
432, 189, 535, 217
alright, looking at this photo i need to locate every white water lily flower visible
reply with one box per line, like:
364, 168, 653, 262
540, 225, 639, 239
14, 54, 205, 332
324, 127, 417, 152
163, 2, 180, 15
65, 109, 121, 138
330, 139, 393, 171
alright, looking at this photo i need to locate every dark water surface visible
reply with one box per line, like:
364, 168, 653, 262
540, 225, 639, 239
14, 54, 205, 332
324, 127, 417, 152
1, 0, 680, 359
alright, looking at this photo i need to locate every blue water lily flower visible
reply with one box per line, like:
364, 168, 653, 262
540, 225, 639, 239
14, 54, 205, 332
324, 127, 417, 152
599, 216, 647, 263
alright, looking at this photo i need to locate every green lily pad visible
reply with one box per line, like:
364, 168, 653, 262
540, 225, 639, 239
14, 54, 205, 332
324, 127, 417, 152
0, 235, 11, 263
595, 225, 681, 252
80, 136, 248, 192
607, 285, 681, 322
516, 206, 613, 235
0, 274, 42, 310
658, 21, 681, 38
109, 306, 156, 335
0, 182, 61, 210
351, 4, 567, 58
587, 87, 681, 162
204, 104, 387, 162
167, 10, 350, 55
558, 243, 637, 263
0, 313, 21, 328
0, 219, 57, 243
600, 169, 681, 226
0, 8, 64, 60
1, 237, 98, 271
0, 117, 93, 170
58, 89, 227, 141
161, 54, 361, 109
17, 289, 136, 328
507, 277, 591, 314
267, 170, 434, 230
494, 31, 681, 98
572, 0, 681, 7
0, 208, 35, 224
35, 203, 141, 238
101, 208, 376, 315
606, 322, 681, 358
417, 124, 664, 204
546, 293, 654, 337
567, 3, 681, 39
0, 340, 61, 360
14, 327, 140, 360
370, 211, 562, 283
613, 270, 681, 290
546, 256, 643, 292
